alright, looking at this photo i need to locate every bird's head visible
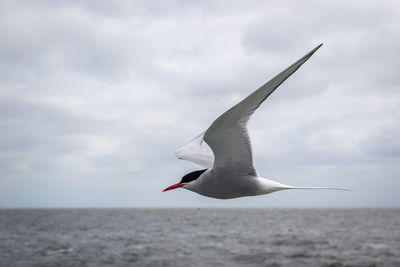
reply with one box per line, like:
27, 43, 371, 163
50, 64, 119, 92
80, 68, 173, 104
163, 169, 207, 192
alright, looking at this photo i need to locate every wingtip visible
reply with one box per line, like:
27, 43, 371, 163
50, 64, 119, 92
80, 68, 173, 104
309, 43, 323, 54
174, 149, 183, 158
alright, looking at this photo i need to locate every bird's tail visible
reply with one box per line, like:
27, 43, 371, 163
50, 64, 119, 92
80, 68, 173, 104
284, 186, 352, 191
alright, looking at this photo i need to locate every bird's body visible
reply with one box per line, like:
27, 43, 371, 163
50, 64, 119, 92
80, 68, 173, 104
163, 44, 349, 199
185, 169, 287, 199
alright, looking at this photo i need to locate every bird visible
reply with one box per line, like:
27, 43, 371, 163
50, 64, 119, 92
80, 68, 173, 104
163, 44, 349, 199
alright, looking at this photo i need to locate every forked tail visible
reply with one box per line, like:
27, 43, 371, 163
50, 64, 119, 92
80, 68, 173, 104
258, 178, 352, 193
285, 186, 352, 191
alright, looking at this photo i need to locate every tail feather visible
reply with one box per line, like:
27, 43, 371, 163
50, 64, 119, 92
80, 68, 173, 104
285, 186, 352, 191
257, 178, 352, 193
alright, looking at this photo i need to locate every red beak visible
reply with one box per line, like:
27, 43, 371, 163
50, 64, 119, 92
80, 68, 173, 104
163, 183, 184, 192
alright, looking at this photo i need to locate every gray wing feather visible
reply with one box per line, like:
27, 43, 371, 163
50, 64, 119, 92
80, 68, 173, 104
204, 44, 323, 174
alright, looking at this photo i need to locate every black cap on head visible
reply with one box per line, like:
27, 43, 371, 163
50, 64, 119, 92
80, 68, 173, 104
180, 169, 207, 184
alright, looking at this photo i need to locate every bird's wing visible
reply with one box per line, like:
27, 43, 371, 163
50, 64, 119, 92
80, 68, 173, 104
175, 131, 214, 169
204, 44, 323, 175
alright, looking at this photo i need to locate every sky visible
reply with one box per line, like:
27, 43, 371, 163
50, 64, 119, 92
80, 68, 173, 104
0, 0, 399, 207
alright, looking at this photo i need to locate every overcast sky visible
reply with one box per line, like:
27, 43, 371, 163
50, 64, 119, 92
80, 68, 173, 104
1, 0, 399, 207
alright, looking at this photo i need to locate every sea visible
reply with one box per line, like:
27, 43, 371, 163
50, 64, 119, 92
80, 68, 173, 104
0, 208, 399, 266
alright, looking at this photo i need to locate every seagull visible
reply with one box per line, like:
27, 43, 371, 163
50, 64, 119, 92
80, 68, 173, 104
163, 44, 349, 199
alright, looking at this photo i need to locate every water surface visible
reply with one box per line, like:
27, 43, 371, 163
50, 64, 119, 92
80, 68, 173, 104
1, 208, 399, 266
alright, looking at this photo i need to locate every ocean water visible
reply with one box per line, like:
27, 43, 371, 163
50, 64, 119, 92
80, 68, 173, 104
0, 208, 399, 266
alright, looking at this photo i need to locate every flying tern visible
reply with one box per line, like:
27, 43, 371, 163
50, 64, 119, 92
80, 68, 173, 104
163, 44, 349, 199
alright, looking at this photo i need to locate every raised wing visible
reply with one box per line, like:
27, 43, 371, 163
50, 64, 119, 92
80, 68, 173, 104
175, 132, 214, 169
204, 44, 323, 174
